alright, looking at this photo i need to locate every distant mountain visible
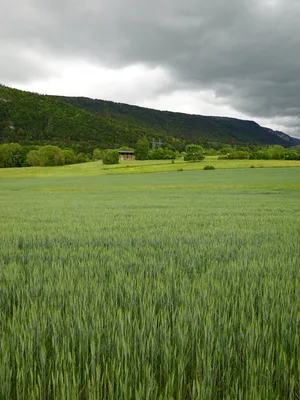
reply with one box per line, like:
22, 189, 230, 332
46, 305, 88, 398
55, 96, 300, 147
0, 85, 299, 153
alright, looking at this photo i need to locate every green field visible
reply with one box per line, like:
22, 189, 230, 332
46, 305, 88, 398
0, 166, 300, 399
0, 156, 300, 178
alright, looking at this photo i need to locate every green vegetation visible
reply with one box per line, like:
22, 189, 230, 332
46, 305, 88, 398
223, 145, 300, 160
27, 145, 65, 167
0, 85, 165, 152
148, 147, 177, 160
203, 165, 216, 170
0, 157, 299, 179
0, 168, 299, 399
102, 149, 120, 165
55, 94, 300, 146
92, 148, 103, 161
1, 85, 300, 156
135, 137, 150, 160
184, 144, 205, 161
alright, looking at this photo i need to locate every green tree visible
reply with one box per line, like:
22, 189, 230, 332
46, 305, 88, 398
0, 144, 13, 168
268, 145, 285, 159
63, 149, 76, 165
135, 138, 149, 160
102, 149, 120, 165
228, 151, 250, 160
0, 143, 24, 168
27, 145, 65, 166
184, 145, 205, 162
93, 148, 103, 160
27, 150, 41, 166
119, 146, 134, 151
219, 147, 233, 155
75, 153, 89, 164
149, 148, 176, 160
39, 146, 65, 166
282, 149, 298, 160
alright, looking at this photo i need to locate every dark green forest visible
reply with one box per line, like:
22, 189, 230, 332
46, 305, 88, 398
55, 95, 299, 147
0, 85, 299, 155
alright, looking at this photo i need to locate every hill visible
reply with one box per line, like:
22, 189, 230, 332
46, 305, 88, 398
0, 85, 299, 152
55, 95, 300, 147
0, 85, 166, 153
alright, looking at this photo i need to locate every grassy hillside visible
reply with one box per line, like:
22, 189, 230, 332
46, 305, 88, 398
55, 95, 300, 146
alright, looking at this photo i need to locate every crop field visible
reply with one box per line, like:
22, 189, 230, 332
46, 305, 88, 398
0, 167, 300, 399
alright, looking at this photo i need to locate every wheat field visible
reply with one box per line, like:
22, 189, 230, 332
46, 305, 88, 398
0, 167, 299, 399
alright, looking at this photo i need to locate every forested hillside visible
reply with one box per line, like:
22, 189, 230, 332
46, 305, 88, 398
0, 85, 299, 153
55, 96, 299, 147
0, 86, 171, 153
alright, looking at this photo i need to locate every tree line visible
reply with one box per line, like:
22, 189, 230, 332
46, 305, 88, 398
218, 145, 300, 160
0, 141, 299, 168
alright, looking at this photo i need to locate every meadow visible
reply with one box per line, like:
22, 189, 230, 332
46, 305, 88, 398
0, 165, 300, 399
0, 156, 300, 178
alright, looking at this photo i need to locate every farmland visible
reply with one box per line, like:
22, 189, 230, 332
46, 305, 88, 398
0, 166, 300, 399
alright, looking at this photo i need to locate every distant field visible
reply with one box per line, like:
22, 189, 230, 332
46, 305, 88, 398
0, 168, 299, 399
0, 156, 299, 178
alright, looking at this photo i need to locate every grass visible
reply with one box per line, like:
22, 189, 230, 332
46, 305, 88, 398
0, 167, 299, 399
0, 156, 299, 178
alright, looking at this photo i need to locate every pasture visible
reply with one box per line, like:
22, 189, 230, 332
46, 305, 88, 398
0, 156, 299, 178
0, 166, 299, 399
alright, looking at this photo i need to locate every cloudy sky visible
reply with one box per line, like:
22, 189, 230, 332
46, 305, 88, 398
1, 0, 300, 137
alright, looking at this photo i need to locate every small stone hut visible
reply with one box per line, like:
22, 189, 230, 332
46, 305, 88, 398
118, 150, 135, 161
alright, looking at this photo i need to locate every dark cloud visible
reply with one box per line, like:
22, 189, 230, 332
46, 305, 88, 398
1, 0, 300, 135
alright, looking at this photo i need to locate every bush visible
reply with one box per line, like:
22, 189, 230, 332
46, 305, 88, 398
93, 148, 103, 161
102, 150, 120, 165
135, 138, 149, 160
149, 148, 176, 160
227, 151, 250, 160
75, 153, 89, 164
27, 145, 65, 167
0, 143, 23, 168
63, 149, 76, 165
203, 165, 215, 170
184, 145, 205, 162
218, 155, 229, 160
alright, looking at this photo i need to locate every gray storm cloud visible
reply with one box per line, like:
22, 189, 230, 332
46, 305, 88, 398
1, 0, 300, 134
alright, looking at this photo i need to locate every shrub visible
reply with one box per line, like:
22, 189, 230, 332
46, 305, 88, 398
203, 165, 215, 170
102, 149, 120, 165
135, 138, 149, 160
75, 153, 89, 164
184, 145, 205, 162
27, 145, 65, 167
227, 151, 250, 160
63, 149, 76, 165
93, 149, 103, 161
218, 155, 229, 160
149, 148, 176, 160
0, 143, 23, 168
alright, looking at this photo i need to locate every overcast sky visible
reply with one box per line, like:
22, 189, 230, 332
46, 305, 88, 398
1, 0, 300, 137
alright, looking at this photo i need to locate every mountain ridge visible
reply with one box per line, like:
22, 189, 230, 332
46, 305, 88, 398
54, 95, 300, 147
0, 85, 299, 152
